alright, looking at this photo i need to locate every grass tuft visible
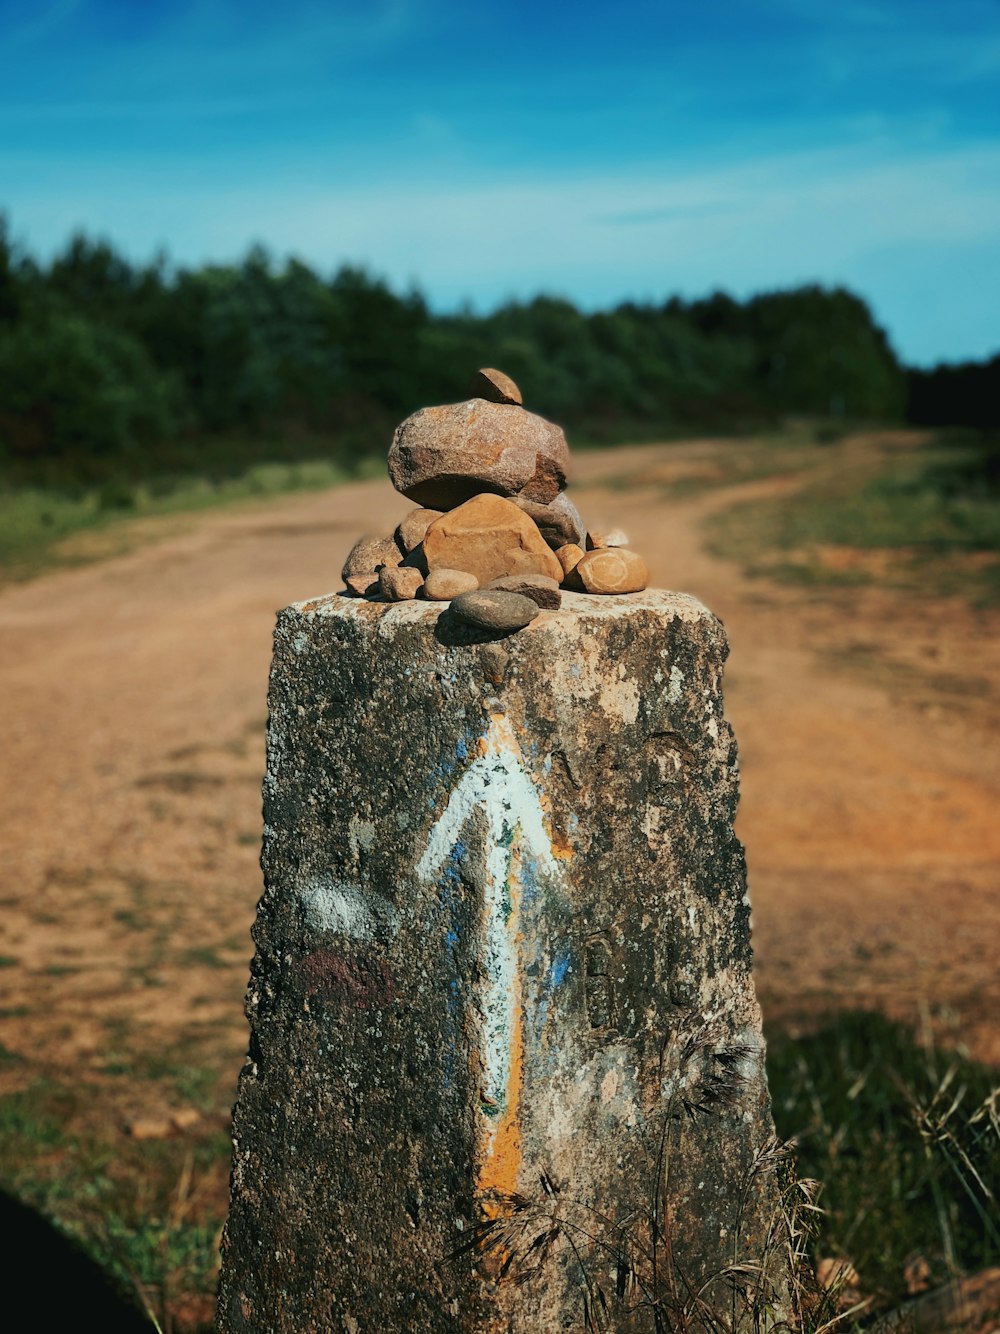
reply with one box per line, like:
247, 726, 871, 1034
767, 1011, 1000, 1312
708, 433, 1000, 602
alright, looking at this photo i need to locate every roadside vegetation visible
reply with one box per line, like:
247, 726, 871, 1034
0, 1014, 995, 1332
2, 214, 997, 591
0, 456, 377, 583
706, 430, 1000, 605
769, 1012, 1000, 1328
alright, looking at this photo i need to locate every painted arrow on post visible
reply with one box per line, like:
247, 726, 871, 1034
416, 712, 570, 1202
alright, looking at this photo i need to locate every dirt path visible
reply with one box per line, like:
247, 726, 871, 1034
1, 435, 997, 1138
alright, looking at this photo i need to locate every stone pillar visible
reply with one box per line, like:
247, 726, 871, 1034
218, 590, 790, 1333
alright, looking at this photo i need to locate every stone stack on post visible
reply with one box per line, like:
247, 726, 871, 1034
218, 375, 791, 1333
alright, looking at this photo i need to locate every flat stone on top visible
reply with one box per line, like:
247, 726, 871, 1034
467, 367, 522, 405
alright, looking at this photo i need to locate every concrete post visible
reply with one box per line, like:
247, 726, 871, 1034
218, 589, 790, 1332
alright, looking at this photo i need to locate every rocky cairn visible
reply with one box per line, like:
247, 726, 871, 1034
341, 368, 649, 632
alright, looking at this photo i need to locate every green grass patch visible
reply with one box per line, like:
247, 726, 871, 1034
709, 434, 1000, 601
767, 1011, 1000, 1309
0, 1077, 230, 1331
579, 422, 828, 499
0, 453, 379, 583
1, 1013, 996, 1330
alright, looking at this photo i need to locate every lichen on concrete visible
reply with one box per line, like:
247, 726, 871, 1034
218, 590, 790, 1332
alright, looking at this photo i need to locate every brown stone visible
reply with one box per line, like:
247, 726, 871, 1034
378, 565, 424, 602
555, 543, 585, 578
400, 543, 428, 576
422, 568, 479, 601
344, 571, 380, 596
485, 574, 561, 610
395, 508, 443, 554
568, 547, 649, 594
126, 1116, 173, 1140
422, 493, 563, 586
512, 493, 586, 549
467, 367, 522, 405
342, 535, 403, 595
505, 547, 564, 580
449, 589, 539, 633
388, 400, 570, 509
587, 527, 630, 550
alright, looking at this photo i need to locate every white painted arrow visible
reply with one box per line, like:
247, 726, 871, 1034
417, 712, 567, 1199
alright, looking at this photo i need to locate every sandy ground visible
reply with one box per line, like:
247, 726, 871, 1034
0, 433, 997, 1139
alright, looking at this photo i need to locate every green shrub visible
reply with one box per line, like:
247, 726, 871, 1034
0, 311, 180, 481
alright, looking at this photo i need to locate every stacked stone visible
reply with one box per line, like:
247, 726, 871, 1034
341, 368, 649, 633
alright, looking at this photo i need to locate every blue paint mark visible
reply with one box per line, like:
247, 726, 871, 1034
550, 951, 572, 988
455, 736, 468, 761
523, 940, 574, 1073
437, 841, 470, 1091
520, 852, 540, 907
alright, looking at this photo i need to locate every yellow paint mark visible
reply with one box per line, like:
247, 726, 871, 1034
548, 821, 575, 862
477, 1007, 524, 1202
539, 779, 575, 862
476, 841, 523, 1205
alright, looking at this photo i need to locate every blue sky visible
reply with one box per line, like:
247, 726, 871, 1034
1, 0, 998, 365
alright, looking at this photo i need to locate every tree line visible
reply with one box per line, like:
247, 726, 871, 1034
0, 218, 994, 490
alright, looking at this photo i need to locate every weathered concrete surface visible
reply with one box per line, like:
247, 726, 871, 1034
218, 590, 789, 1332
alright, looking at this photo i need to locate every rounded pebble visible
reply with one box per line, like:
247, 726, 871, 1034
450, 590, 540, 633
555, 543, 585, 578
378, 565, 424, 601
468, 367, 522, 405
395, 507, 442, 554
569, 548, 649, 595
423, 568, 480, 601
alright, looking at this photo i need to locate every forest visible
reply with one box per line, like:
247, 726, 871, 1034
0, 216, 996, 493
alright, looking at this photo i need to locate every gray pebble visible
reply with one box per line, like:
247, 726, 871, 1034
450, 589, 540, 633
485, 574, 561, 610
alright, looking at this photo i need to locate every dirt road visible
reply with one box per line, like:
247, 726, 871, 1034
1, 434, 997, 1143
